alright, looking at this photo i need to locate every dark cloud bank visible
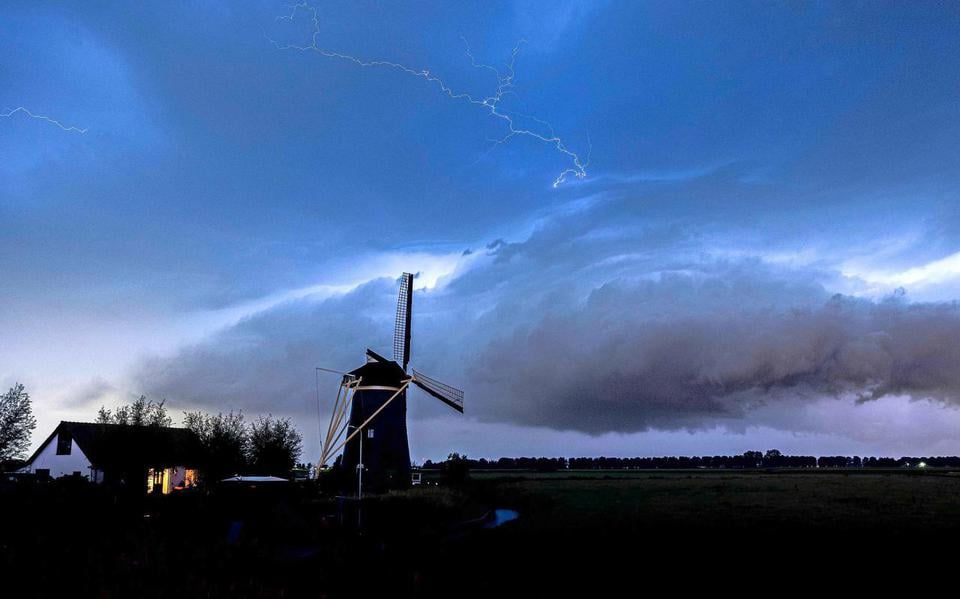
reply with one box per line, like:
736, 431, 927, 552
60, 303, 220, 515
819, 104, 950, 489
135, 204, 960, 436
474, 283, 960, 433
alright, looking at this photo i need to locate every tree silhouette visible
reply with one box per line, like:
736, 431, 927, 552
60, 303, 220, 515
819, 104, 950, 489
443, 452, 471, 485
248, 415, 303, 476
97, 395, 171, 427
0, 384, 37, 462
183, 410, 249, 481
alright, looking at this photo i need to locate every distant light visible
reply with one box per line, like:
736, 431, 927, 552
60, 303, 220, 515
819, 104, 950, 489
919, 462, 927, 468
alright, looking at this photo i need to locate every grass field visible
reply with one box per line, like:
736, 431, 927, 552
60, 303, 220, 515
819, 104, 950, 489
7, 470, 960, 597
399, 469, 960, 594
459, 469, 960, 531
408, 468, 960, 534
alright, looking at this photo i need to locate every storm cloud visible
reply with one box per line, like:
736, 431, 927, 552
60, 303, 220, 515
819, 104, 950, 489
133, 198, 960, 438
7, 2, 960, 460
473, 281, 960, 433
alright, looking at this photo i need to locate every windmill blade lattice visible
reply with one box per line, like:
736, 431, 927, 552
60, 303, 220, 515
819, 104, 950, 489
413, 369, 464, 413
393, 273, 413, 371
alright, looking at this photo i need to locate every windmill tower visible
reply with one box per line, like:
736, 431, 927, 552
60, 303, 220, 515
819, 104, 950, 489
318, 273, 464, 491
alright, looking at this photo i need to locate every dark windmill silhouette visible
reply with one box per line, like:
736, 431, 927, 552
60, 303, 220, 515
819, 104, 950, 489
317, 273, 464, 491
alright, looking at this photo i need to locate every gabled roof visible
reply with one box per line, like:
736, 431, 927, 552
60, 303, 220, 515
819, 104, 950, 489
28, 421, 204, 469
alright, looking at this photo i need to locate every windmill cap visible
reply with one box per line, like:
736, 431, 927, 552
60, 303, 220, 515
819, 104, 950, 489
349, 352, 408, 386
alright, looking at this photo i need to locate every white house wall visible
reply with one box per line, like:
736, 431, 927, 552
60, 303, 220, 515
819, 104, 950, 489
27, 432, 94, 480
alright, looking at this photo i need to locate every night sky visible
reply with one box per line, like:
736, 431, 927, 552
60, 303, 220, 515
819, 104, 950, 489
4, 1, 960, 461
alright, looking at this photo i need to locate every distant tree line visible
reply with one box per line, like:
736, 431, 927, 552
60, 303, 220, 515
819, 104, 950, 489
421, 449, 960, 471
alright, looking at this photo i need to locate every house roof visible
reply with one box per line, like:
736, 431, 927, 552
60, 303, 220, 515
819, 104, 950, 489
28, 421, 204, 469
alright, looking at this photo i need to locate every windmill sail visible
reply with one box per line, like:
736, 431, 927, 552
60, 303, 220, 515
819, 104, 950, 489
413, 369, 464, 413
393, 273, 413, 371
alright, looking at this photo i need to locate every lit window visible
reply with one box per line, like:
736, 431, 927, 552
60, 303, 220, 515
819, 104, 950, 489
162, 468, 173, 494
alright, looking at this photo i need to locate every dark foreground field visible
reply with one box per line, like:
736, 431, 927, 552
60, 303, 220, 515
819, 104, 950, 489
4, 470, 960, 597
475, 468, 960, 531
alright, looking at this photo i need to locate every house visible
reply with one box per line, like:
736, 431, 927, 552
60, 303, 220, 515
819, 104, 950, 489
23, 421, 204, 494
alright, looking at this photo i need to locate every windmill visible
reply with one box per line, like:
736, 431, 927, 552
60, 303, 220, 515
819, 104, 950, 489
317, 273, 464, 490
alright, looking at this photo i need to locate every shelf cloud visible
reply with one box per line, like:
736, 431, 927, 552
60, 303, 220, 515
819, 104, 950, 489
134, 198, 960, 438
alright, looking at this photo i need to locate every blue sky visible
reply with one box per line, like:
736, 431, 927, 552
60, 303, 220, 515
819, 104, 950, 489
4, 1, 960, 461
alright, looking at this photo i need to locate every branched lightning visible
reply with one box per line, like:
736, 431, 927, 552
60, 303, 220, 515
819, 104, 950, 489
271, 2, 588, 187
1, 106, 87, 133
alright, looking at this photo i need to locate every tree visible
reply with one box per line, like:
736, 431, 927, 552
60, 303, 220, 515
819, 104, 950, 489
443, 452, 471, 485
0, 384, 37, 462
248, 415, 303, 476
97, 395, 171, 427
96, 406, 112, 424
743, 450, 763, 468
763, 449, 783, 467
183, 410, 249, 480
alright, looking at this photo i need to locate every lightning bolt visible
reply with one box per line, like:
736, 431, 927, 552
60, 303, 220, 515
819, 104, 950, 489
271, 2, 588, 187
1, 106, 87, 134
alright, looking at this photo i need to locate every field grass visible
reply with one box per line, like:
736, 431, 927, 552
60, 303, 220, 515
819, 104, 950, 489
400, 470, 960, 594
397, 468, 960, 560
8, 471, 960, 597
475, 470, 960, 532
